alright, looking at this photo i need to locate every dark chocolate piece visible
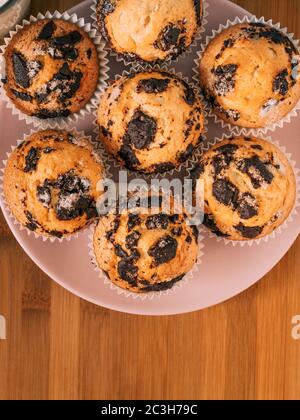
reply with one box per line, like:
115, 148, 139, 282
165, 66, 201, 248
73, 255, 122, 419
12, 52, 29, 88
148, 235, 178, 267
235, 223, 263, 239
24, 147, 40, 172
38, 20, 56, 40
137, 78, 170, 94
146, 214, 169, 230
124, 110, 157, 150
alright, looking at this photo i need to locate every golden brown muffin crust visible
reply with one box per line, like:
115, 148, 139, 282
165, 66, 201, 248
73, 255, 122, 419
3, 19, 99, 119
93, 206, 199, 293
3, 130, 105, 238
96, 0, 202, 64
97, 71, 205, 174
192, 137, 296, 241
199, 23, 300, 128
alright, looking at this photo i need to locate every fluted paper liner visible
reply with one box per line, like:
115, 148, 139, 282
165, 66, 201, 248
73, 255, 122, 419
193, 15, 300, 136
0, 10, 110, 129
91, 0, 210, 69
88, 224, 205, 301
187, 133, 300, 247
0, 128, 111, 243
93, 65, 208, 180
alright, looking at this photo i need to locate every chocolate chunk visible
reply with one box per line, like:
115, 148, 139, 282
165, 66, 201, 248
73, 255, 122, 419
172, 227, 183, 236
49, 230, 63, 238
100, 126, 111, 138
117, 261, 138, 285
25, 211, 39, 231
238, 156, 274, 188
126, 231, 141, 250
158, 25, 181, 51
137, 78, 170, 94
183, 82, 196, 106
153, 162, 176, 173
179, 144, 194, 163
119, 144, 140, 170
213, 64, 238, 96
216, 38, 236, 59
114, 244, 129, 259
124, 111, 157, 150
59, 70, 83, 101
203, 214, 229, 237
34, 109, 71, 119
101, 0, 116, 15
12, 89, 32, 102
59, 47, 79, 61
128, 213, 141, 231
12, 52, 29, 88
55, 172, 94, 220
191, 162, 205, 180
52, 31, 82, 46
213, 144, 238, 175
24, 147, 40, 172
148, 235, 178, 267
273, 69, 289, 96
37, 184, 51, 208
236, 193, 258, 220
169, 214, 179, 223
251, 145, 263, 150
146, 214, 169, 230
141, 274, 185, 292
106, 217, 120, 241
56, 195, 95, 221
235, 223, 263, 239
87, 48, 92, 59
186, 235, 192, 244
213, 179, 239, 207
191, 225, 199, 243
193, 0, 202, 24
57, 171, 90, 194
38, 20, 56, 40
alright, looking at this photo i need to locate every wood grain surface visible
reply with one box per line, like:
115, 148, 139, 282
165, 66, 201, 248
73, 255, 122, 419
0, 0, 300, 401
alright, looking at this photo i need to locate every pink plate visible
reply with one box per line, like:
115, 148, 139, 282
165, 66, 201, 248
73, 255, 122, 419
1, 0, 299, 315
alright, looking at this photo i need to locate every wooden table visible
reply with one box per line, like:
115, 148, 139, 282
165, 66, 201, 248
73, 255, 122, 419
0, 0, 300, 401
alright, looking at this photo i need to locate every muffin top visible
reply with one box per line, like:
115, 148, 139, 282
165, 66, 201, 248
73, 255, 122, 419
199, 23, 300, 128
97, 71, 204, 174
3, 130, 105, 238
3, 19, 99, 119
96, 0, 202, 64
192, 137, 296, 241
93, 200, 199, 293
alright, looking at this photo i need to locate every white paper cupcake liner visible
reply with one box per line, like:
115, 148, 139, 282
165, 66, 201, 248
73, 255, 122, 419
0, 127, 111, 243
91, 0, 209, 69
88, 223, 205, 301
193, 15, 300, 136
0, 10, 110, 129
187, 133, 300, 247
92, 65, 209, 181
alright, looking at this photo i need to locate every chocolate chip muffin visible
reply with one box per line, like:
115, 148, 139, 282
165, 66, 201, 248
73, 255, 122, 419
192, 137, 296, 241
199, 23, 300, 128
93, 200, 199, 293
2, 19, 99, 119
3, 130, 105, 238
96, 0, 203, 64
97, 71, 205, 174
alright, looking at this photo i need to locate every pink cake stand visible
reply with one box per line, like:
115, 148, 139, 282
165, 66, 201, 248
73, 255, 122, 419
1, 0, 299, 315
